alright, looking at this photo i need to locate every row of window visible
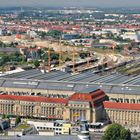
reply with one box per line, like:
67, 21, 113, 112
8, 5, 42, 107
37, 127, 62, 131
68, 104, 88, 108
107, 110, 140, 122
110, 98, 140, 104
0, 100, 64, 107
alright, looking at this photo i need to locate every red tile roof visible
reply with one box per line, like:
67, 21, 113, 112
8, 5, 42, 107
0, 89, 106, 107
104, 101, 140, 111
69, 93, 91, 102
69, 90, 106, 107
0, 95, 68, 104
72, 25, 81, 29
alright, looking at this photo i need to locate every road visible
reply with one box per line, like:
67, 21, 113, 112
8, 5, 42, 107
0, 134, 104, 140
90, 132, 104, 140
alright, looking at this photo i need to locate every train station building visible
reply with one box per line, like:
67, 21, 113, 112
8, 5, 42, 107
0, 69, 140, 126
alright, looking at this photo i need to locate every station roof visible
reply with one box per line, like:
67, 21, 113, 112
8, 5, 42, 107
78, 87, 99, 94
0, 69, 140, 95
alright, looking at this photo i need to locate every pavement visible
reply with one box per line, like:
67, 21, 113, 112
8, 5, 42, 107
0, 133, 104, 140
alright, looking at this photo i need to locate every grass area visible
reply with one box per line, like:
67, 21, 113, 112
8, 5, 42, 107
17, 123, 30, 130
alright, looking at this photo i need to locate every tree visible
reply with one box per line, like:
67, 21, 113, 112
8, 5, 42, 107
1, 66, 6, 73
120, 127, 131, 140
5, 115, 10, 119
65, 57, 72, 62
1, 114, 11, 119
46, 30, 62, 39
2, 114, 6, 119
132, 138, 139, 140
102, 123, 131, 140
15, 116, 21, 126
34, 60, 40, 68
0, 125, 3, 133
37, 49, 43, 59
116, 45, 123, 52
51, 54, 59, 61
79, 52, 88, 59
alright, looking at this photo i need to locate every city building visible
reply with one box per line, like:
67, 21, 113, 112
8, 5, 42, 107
62, 34, 79, 40
104, 101, 140, 126
0, 87, 106, 123
27, 120, 72, 135
62, 123, 71, 135
121, 32, 140, 42
0, 47, 19, 54
1, 69, 140, 104
0, 119, 10, 130
65, 88, 106, 122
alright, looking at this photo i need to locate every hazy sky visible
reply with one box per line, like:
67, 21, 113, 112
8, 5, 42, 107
0, 0, 140, 8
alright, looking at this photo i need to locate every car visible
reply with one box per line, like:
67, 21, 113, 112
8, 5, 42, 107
16, 134, 22, 137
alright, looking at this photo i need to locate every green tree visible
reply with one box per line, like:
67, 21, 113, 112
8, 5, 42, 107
1, 114, 11, 119
5, 115, 10, 119
46, 30, 62, 39
132, 138, 139, 140
120, 127, 131, 140
37, 49, 44, 59
102, 123, 131, 140
51, 54, 59, 60
65, 57, 72, 62
34, 60, 40, 68
15, 116, 21, 125
1, 66, 6, 73
0, 125, 3, 133
2, 114, 6, 119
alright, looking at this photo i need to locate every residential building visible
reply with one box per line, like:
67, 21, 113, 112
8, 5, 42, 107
121, 32, 140, 42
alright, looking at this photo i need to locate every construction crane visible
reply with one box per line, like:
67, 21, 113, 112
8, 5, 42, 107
41, 48, 51, 73
110, 42, 116, 67
104, 48, 108, 68
86, 48, 90, 67
41, 40, 52, 73
59, 39, 62, 70
105, 47, 111, 68
123, 44, 128, 62
48, 46, 51, 72
72, 46, 76, 74
86, 39, 93, 67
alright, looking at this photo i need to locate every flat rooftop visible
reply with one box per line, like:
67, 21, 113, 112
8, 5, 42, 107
0, 69, 140, 95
